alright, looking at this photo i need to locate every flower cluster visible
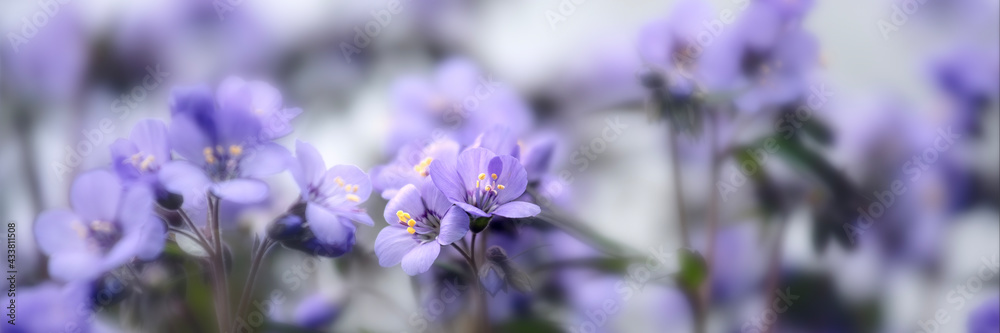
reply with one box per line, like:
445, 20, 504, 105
371, 60, 550, 276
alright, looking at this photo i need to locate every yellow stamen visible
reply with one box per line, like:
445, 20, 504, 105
203, 147, 216, 164
476, 180, 480, 188
139, 155, 155, 171
346, 194, 361, 202
478, 173, 486, 180
485, 185, 492, 192
497, 185, 505, 190
229, 145, 243, 156
90, 220, 114, 232
397, 210, 405, 218
407, 219, 416, 227
334, 177, 345, 187
491, 173, 497, 180
407, 227, 416, 234
402, 213, 411, 220
352, 185, 359, 193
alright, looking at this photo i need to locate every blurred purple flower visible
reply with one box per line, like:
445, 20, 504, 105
217, 77, 303, 141
293, 294, 342, 330
110, 119, 172, 198
371, 139, 460, 200
637, 0, 716, 95
429, 148, 541, 218
3, 6, 88, 102
3, 282, 95, 333
34, 170, 164, 281
969, 295, 1000, 333
387, 58, 534, 151
374, 183, 470, 275
699, 0, 819, 112
158, 80, 294, 209
287, 141, 374, 257
932, 45, 1000, 136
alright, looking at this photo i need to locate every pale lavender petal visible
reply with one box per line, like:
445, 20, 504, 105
216, 76, 251, 111
455, 202, 489, 218
216, 107, 262, 147
168, 115, 212, 165
382, 184, 426, 225
134, 217, 166, 260
211, 179, 269, 204
456, 148, 496, 192
436, 206, 470, 245
294, 140, 325, 191
129, 119, 171, 165
248, 80, 283, 112
341, 210, 375, 226
429, 159, 466, 203
307, 204, 357, 246
49, 252, 103, 281
109, 139, 141, 180
492, 201, 541, 218
374, 225, 418, 267
159, 161, 212, 206
117, 185, 154, 233
71, 170, 122, 222
418, 181, 453, 218
34, 210, 86, 255
401, 241, 442, 276
239, 142, 290, 178
489, 155, 529, 204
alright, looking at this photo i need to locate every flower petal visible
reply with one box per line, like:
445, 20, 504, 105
457, 148, 496, 192
293, 140, 325, 192
48, 252, 103, 282
491, 201, 541, 218
374, 225, 418, 267
436, 206, 470, 245
429, 159, 466, 203
306, 204, 357, 249
240, 142, 290, 178
418, 181, 452, 218
34, 210, 86, 255
211, 179, 269, 204
488, 155, 529, 204
129, 119, 171, 166
401, 241, 442, 276
71, 170, 122, 222
454, 202, 489, 217
324, 165, 372, 203
382, 184, 426, 226
168, 114, 212, 166
159, 161, 212, 208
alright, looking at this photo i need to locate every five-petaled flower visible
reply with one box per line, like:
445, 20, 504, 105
374, 183, 470, 275
429, 148, 541, 219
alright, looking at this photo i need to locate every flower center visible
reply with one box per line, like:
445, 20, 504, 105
412, 157, 433, 177
308, 176, 361, 203
396, 210, 440, 242
127, 152, 158, 172
73, 220, 123, 252
202, 145, 245, 180
469, 173, 506, 212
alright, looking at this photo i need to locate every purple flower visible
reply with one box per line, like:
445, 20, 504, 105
3, 282, 94, 333
386, 58, 534, 151
217, 76, 303, 141
699, 0, 819, 112
371, 139, 460, 200
931, 44, 1000, 136
110, 119, 172, 197
374, 183, 470, 275
429, 148, 541, 218
969, 295, 1000, 333
34, 170, 165, 281
293, 294, 342, 330
158, 81, 293, 208
286, 141, 374, 257
637, 0, 716, 95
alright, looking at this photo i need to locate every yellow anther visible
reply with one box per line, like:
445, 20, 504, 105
485, 185, 492, 192
407, 219, 416, 227
491, 173, 497, 180
203, 147, 216, 164
139, 155, 155, 171
229, 145, 243, 156
402, 213, 411, 220
334, 177, 345, 187
407, 227, 416, 234
90, 220, 114, 232
497, 185, 505, 190
397, 210, 406, 218
478, 173, 486, 180
352, 185, 359, 193
346, 194, 361, 202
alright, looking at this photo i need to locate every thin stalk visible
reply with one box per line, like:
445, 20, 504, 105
208, 195, 230, 333
667, 125, 692, 249
234, 238, 276, 327
450, 243, 473, 264
179, 210, 215, 256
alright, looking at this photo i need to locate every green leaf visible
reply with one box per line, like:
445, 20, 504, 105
675, 249, 707, 292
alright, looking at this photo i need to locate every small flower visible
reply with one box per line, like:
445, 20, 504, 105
293, 294, 342, 330
217, 76, 303, 141
159, 82, 292, 208
637, 0, 716, 95
34, 170, 165, 281
284, 140, 374, 257
429, 148, 541, 218
110, 119, 177, 204
374, 183, 470, 275
371, 138, 460, 199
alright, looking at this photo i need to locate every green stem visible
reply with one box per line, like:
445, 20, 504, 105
233, 238, 276, 329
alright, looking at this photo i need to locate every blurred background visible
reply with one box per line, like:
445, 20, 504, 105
1, 0, 998, 332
